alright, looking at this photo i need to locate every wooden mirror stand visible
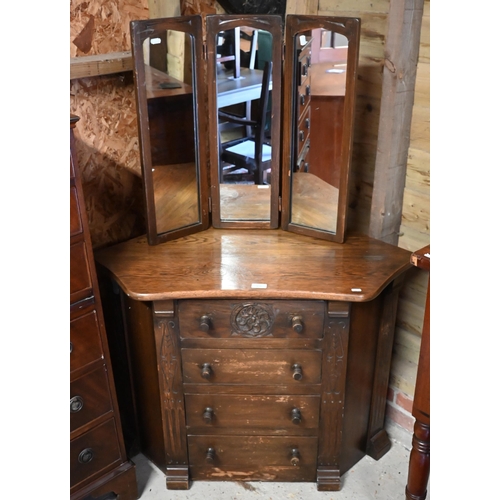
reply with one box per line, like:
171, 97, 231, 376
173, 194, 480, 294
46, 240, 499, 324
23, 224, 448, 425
130, 14, 360, 245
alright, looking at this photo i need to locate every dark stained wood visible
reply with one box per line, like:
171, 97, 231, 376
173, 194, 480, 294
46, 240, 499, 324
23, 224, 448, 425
95, 228, 411, 302
178, 299, 325, 339
308, 95, 344, 188
366, 274, 406, 459
317, 302, 350, 491
188, 435, 318, 482
153, 301, 190, 489
131, 16, 210, 245
405, 244, 430, 500
281, 15, 360, 243
70, 117, 138, 500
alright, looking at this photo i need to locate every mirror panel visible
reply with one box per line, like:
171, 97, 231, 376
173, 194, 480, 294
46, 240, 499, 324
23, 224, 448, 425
131, 16, 209, 245
206, 15, 282, 228
281, 16, 360, 242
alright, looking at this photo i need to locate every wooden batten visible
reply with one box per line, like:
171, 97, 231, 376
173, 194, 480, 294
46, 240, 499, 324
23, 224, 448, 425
70, 51, 133, 79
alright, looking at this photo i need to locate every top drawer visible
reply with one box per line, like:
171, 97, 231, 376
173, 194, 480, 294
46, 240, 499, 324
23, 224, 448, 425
178, 300, 325, 339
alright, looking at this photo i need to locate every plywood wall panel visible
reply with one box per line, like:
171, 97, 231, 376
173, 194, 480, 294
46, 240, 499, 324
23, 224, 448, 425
70, 0, 149, 249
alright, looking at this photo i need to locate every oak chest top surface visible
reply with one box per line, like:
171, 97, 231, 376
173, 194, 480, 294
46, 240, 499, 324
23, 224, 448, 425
95, 228, 411, 302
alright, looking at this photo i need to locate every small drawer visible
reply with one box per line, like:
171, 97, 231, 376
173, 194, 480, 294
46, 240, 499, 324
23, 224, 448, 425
70, 365, 113, 432
70, 309, 103, 372
70, 418, 122, 488
178, 300, 325, 339
188, 435, 318, 482
70, 186, 83, 237
181, 348, 322, 385
295, 139, 310, 173
185, 394, 320, 434
297, 106, 311, 149
71, 240, 93, 303
297, 81, 311, 120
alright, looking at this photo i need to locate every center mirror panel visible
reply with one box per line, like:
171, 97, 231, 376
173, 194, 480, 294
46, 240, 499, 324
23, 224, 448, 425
281, 16, 360, 243
206, 15, 282, 228
131, 16, 209, 245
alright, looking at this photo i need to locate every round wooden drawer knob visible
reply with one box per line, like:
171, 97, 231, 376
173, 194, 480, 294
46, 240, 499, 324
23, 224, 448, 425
203, 407, 214, 424
291, 363, 303, 381
199, 315, 211, 332
291, 315, 303, 333
205, 447, 216, 464
291, 407, 302, 424
201, 363, 212, 380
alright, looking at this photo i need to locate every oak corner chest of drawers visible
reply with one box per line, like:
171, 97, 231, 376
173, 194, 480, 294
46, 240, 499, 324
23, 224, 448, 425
70, 115, 138, 500
95, 228, 411, 492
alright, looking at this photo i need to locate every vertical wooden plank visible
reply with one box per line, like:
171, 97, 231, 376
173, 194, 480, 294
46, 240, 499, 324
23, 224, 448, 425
317, 302, 350, 491
369, 0, 424, 244
149, 0, 180, 19
366, 275, 405, 459
286, 0, 319, 15
153, 300, 190, 489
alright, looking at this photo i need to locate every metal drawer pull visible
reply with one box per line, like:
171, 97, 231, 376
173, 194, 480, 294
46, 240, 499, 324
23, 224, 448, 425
199, 315, 211, 332
70, 396, 84, 413
203, 407, 214, 424
201, 363, 212, 380
78, 448, 94, 464
291, 363, 303, 381
290, 448, 300, 466
205, 447, 216, 464
291, 315, 303, 333
291, 407, 302, 424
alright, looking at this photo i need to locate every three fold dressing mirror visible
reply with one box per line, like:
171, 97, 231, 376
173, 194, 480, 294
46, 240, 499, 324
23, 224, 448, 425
130, 14, 360, 245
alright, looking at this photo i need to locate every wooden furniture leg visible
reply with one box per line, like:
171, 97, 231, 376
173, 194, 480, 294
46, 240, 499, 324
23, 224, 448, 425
405, 245, 430, 500
405, 420, 430, 500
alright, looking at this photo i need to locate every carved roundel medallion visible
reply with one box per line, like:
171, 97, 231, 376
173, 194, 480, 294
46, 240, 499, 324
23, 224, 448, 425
230, 303, 275, 337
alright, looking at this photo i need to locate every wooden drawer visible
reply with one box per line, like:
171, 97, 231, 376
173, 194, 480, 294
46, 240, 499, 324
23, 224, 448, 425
295, 139, 310, 173
188, 435, 318, 482
185, 394, 320, 435
71, 240, 93, 303
70, 309, 103, 373
178, 300, 325, 339
181, 349, 322, 385
70, 365, 113, 432
70, 185, 83, 237
297, 106, 311, 153
70, 418, 122, 488
297, 80, 311, 121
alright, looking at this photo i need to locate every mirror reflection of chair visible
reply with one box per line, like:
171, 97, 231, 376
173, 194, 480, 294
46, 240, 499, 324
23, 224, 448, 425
218, 60, 273, 185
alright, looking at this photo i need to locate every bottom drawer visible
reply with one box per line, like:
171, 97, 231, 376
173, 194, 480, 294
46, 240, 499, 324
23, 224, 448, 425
70, 418, 122, 488
188, 435, 318, 482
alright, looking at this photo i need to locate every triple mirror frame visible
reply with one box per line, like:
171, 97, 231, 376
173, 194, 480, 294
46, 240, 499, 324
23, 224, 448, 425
131, 14, 360, 245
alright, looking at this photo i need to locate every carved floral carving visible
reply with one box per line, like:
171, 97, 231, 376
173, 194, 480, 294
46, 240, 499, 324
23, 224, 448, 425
230, 303, 275, 337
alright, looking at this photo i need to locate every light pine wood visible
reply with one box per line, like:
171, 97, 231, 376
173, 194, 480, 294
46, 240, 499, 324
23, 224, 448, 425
70, 51, 133, 79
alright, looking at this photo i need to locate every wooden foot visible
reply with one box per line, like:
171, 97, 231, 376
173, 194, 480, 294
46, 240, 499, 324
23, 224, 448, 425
366, 428, 391, 460
166, 466, 190, 490
405, 420, 430, 500
316, 465, 341, 491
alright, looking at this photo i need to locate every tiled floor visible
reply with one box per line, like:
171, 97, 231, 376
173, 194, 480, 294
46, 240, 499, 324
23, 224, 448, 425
132, 422, 429, 499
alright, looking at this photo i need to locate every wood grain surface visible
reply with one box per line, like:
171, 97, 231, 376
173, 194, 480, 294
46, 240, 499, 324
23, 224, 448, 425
95, 228, 411, 302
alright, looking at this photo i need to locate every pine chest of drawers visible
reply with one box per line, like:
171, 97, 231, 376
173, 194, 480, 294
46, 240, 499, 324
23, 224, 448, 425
95, 228, 411, 491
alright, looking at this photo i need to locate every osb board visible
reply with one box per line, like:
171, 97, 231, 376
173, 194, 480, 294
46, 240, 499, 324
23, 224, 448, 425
70, 0, 149, 56
71, 75, 146, 249
70, 0, 149, 248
